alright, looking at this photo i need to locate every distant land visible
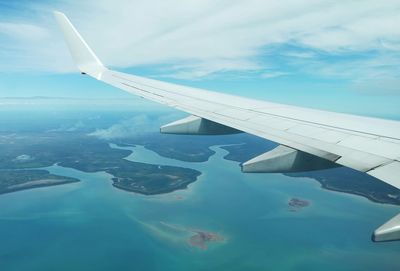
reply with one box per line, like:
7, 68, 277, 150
0, 96, 136, 100
0, 96, 80, 100
0, 96, 145, 111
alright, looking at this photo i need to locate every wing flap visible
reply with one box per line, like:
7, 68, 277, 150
367, 161, 400, 189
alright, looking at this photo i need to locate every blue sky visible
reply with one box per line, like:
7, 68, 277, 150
0, 0, 400, 118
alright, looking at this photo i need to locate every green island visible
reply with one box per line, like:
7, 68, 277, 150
0, 132, 200, 195
109, 163, 200, 195
0, 169, 79, 194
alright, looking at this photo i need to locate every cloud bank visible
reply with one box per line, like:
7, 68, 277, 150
89, 113, 182, 139
0, 0, 399, 92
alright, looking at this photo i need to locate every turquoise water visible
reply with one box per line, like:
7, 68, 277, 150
0, 145, 399, 271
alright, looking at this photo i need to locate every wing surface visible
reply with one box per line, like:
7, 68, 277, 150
54, 11, 400, 190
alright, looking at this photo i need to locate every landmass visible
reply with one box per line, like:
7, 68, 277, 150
0, 169, 79, 194
285, 168, 400, 205
109, 163, 200, 195
0, 133, 200, 196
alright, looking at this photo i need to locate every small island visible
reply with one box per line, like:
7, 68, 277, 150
288, 197, 310, 212
148, 221, 226, 250
189, 230, 224, 250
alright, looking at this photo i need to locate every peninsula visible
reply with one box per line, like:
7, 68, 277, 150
0, 169, 79, 194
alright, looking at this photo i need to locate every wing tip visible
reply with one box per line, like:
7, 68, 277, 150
53, 10, 68, 22
53, 10, 63, 16
53, 10, 106, 79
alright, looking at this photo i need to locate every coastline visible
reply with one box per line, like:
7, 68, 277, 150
111, 175, 199, 195
0, 179, 80, 195
219, 149, 400, 206
319, 181, 398, 205
0, 169, 81, 195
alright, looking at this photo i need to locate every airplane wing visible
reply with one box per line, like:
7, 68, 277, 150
54, 11, 400, 242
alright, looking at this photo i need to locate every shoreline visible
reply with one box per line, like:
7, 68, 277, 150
111, 177, 198, 195
319, 182, 398, 205
0, 178, 80, 195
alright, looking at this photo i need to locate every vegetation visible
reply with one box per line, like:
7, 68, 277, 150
0, 132, 200, 195
109, 162, 200, 195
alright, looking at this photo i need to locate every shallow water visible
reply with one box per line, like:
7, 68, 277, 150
0, 145, 399, 271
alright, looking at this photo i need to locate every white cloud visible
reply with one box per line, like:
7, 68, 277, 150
260, 71, 289, 79
89, 115, 151, 139
0, 0, 399, 88
0, 22, 49, 41
50, 120, 85, 132
0, 20, 73, 72
158, 58, 262, 80
293, 53, 400, 94
88, 113, 182, 139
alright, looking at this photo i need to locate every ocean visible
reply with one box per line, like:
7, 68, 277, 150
0, 145, 399, 271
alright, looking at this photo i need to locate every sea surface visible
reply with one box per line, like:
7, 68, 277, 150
0, 145, 399, 271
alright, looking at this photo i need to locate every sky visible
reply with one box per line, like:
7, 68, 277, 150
0, 0, 400, 118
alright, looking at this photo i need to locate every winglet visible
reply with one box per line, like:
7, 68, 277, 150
53, 11, 106, 79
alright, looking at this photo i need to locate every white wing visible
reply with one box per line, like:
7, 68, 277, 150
54, 11, 400, 242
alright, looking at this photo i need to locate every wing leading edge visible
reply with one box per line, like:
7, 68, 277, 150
54, 11, 400, 242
